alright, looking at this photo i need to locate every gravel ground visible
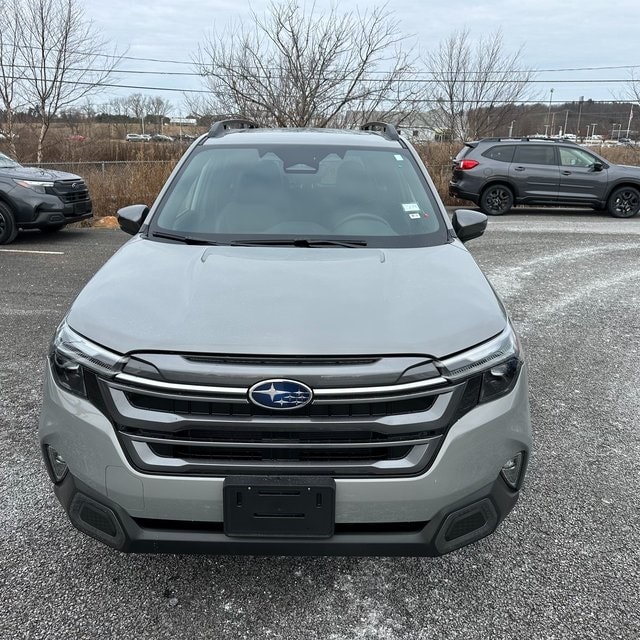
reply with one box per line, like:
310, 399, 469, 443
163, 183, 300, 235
1, 213, 639, 640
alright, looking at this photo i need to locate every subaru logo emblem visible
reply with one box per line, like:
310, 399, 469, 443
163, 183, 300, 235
248, 379, 313, 410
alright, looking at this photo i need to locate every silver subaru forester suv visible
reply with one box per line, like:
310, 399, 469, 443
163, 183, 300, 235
39, 120, 531, 556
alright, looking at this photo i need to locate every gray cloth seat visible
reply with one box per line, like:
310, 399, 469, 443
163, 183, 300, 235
213, 162, 287, 234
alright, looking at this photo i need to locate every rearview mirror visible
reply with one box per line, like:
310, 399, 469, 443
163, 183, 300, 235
452, 209, 488, 243
117, 204, 149, 235
592, 161, 604, 172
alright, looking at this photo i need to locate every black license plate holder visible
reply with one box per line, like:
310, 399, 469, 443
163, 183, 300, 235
223, 476, 335, 538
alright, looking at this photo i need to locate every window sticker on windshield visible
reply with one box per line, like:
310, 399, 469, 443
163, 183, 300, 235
402, 203, 420, 212
394, 154, 404, 161
409, 213, 421, 220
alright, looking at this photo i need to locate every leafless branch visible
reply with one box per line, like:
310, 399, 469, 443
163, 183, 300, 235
425, 29, 536, 141
193, 0, 425, 128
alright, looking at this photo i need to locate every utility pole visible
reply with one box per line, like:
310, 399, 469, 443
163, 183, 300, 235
576, 96, 584, 139
564, 110, 569, 136
508, 120, 515, 137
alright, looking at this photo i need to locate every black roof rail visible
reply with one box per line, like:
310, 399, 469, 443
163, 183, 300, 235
208, 118, 259, 138
476, 136, 579, 145
360, 121, 400, 142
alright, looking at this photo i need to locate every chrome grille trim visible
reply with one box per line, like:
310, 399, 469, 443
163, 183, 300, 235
126, 433, 439, 450
113, 371, 449, 398
105, 386, 455, 429
128, 440, 438, 473
114, 373, 246, 396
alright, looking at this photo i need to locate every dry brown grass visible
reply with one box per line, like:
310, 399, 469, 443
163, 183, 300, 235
5, 132, 639, 218
83, 162, 175, 217
416, 142, 468, 206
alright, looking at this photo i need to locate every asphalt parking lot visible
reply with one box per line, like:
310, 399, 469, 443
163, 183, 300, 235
1, 212, 639, 640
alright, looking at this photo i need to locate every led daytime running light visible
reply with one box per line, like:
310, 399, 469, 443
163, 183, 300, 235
436, 324, 520, 381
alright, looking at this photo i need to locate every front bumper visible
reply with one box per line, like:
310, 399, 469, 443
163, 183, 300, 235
40, 365, 531, 556
7, 186, 92, 227
20, 208, 93, 228
54, 471, 520, 556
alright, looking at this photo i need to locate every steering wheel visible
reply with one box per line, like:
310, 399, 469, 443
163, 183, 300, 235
332, 212, 391, 232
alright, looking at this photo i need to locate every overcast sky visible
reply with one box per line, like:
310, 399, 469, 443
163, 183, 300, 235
83, 0, 640, 113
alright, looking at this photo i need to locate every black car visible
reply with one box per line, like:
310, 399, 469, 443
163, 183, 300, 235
0, 152, 92, 244
449, 137, 640, 217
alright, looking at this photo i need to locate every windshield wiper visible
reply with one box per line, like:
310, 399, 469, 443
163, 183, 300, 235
151, 231, 223, 245
230, 238, 368, 248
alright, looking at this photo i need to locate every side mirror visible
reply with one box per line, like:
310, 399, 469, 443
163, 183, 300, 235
592, 161, 604, 172
452, 209, 488, 243
117, 204, 149, 235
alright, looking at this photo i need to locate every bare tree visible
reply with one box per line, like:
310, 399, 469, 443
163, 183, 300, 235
147, 96, 173, 131
0, 0, 24, 157
124, 93, 150, 133
425, 29, 535, 141
193, 0, 424, 128
622, 73, 639, 140
16, 0, 119, 161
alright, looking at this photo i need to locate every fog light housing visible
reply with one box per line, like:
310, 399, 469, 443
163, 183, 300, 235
45, 445, 68, 483
501, 452, 525, 490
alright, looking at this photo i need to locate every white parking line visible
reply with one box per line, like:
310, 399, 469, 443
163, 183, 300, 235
0, 248, 64, 255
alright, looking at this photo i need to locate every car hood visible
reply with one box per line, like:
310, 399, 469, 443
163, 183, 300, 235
67, 237, 506, 358
0, 165, 82, 181
613, 163, 640, 173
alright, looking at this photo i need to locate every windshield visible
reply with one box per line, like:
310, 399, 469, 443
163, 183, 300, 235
0, 152, 19, 168
150, 144, 447, 248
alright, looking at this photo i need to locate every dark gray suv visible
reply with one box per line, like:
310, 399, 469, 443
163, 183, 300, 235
450, 137, 640, 217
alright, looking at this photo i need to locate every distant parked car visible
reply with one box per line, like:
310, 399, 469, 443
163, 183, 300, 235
174, 134, 197, 142
450, 136, 640, 218
0, 151, 92, 244
67, 134, 86, 143
125, 133, 144, 142
150, 134, 174, 142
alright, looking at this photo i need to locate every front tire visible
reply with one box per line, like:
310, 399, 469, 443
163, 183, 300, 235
607, 186, 640, 218
0, 202, 18, 244
480, 185, 514, 216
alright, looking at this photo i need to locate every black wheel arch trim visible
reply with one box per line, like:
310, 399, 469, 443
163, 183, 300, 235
605, 180, 640, 202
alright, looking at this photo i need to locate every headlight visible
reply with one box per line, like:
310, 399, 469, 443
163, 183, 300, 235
436, 323, 523, 406
49, 321, 125, 397
14, 179, 55, 193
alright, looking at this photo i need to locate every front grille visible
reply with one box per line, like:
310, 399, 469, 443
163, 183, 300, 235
119, 424, 431, 469
49, 180, 90, 203
149, 442, 413, 463
126, 391, 436, 418
94, 354, 465, 478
